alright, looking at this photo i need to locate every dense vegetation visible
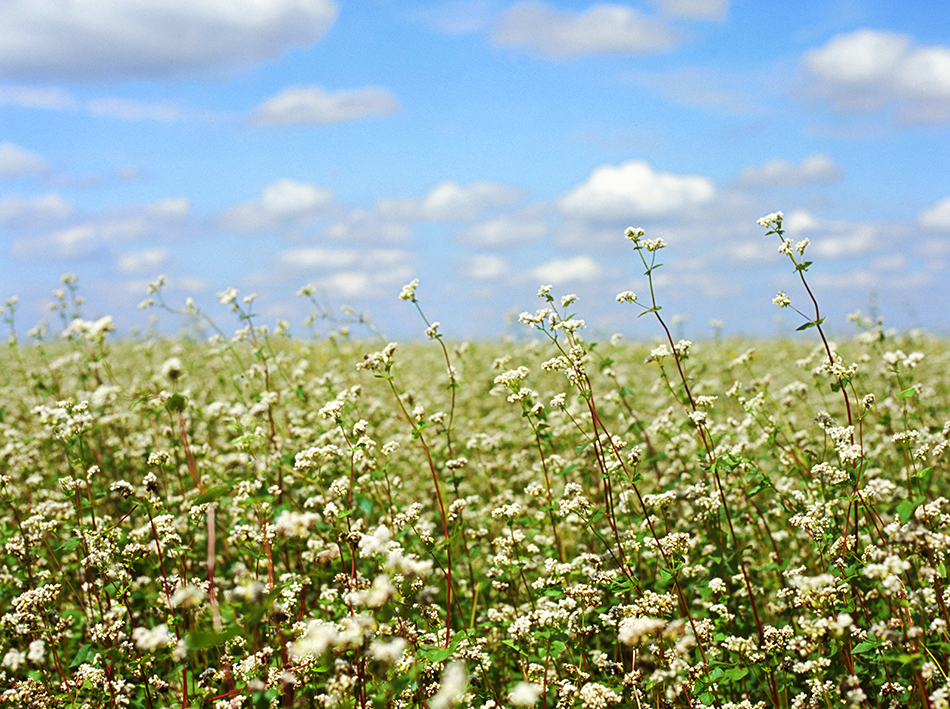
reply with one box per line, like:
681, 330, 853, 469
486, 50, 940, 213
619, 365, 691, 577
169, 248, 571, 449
2, 215, 949, 708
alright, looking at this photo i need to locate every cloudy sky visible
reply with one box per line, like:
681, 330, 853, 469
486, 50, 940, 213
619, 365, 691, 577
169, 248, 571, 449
2, 0, 949, 341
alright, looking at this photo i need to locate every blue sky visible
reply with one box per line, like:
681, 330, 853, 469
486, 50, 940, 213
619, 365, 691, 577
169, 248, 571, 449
2, 0, 949, 342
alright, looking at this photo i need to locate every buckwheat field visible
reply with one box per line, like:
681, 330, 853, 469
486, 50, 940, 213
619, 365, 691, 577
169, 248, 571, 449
2, 214, 949, 708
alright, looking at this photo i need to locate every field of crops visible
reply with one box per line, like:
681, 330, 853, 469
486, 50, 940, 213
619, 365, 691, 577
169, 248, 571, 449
2, 216, 950, 708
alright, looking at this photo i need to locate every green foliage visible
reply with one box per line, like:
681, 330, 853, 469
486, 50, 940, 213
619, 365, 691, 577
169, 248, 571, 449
1, 227, 949, 708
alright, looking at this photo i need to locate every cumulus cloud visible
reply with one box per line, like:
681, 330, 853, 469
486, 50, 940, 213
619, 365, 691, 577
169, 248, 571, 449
277, 247, 359, 269
778, 209, 879, 259
0, 142, 47, 178
655, 0, 728, 21
919, 197, 950, 230
323, 208, 413, 243
294, 250, 413, 298
735, 154, 842, 188
412, 1, 498, 35
458, 211, 549, 246
379, 181, 523, 223
10, 197, 191, 260
558, 160, 715, 220
802, 29, 950, 123
0, 193, 74, 226
249, 86, 399, 126
1, 85, 195, 122
220, 179, 333, 232
118, 248, 170, 274
0, 0, 339, 81
529, 255, 602, 284
466, 253, 510, 279
492, 1, 679, 58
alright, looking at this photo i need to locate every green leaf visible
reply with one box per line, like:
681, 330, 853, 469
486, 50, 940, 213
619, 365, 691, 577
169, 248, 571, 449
795, 321, 816, 331
418, 630, 467, 662
852, 640, 881, 654
71, 644, 95, 668
897, 387, 917, 399
165, 392, 186, 413
896, 496, 926, 523
912, 466, 933, 480
185, 626, 241, 650
195, 484, 232, 505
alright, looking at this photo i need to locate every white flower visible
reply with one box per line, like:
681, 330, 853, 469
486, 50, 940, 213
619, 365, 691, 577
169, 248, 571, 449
772, 291, 790, 308
757, 211, 783, 228
619, 616, 666, 645
509, 681, 542, 706
399, 278, 419, 301
624, 226, 645, 241
2, 648, 26, 671
133, 624, 172, 651
430, 661, 469, 709
27, 639, 45, 664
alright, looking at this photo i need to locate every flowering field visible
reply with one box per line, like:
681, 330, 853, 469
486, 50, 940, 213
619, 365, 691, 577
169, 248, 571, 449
2, 215, 950, 708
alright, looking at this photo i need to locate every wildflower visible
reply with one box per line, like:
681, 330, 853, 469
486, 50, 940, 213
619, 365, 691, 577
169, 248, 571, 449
2, 648, 26, 671
757, 211, 783, 228
160, 357, 183, 381
795, 238, 810, 254
291, 620, 339, 659
578, 682, 621, 709
773, 291, 790, 308
643, 237, 666, 251
399, 278, 419, 301
27, 639, 45, 664
561, 293, 578, 307
133, 624, 172, 651
624, 226, 645, 242
509, 682, 542, 707
615, 291, 637, 304
618, 616, 665, 645
430, 661, 469, 709
537, 285, 552, 297
369, 637, 407, 664
217, 287, 238, 305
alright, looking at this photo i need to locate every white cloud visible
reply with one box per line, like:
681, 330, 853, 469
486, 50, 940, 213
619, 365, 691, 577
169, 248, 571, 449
459, 212, 549, 246
558, 160, 715, 220
0, 142, 46, 177
783, 209, 821, 233
0, 193, 74, 225
87, 97, 188, 122
811, 224, 878, 259
412, 1, 498, 34
492, 1, 679, 58
0, 85, 196, 122
220, 179, 333, 232
277, 247, 359, 270
655, 0, 728, 21
0, 0, 339, 81
811, 270, 877, 289
249, 86, 399, 126
735, 153, 842, 188
466, 253, 510, 279
323, 208, 413, 243
919, 197, 950, 230
529, 255, 602, 284
118, 248, 170, 274
10, 197, 190, 259
0, 85, 75, 110
379, 181, 522, 223
803, 29, 950, 123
